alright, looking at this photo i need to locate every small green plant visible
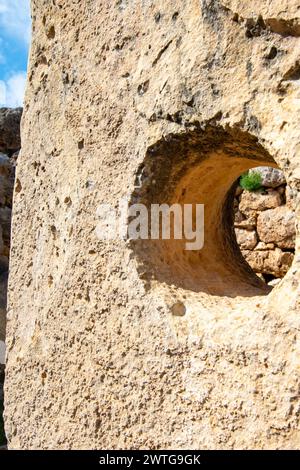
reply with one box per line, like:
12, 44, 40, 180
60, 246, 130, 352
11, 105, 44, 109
239, 171, 262, 192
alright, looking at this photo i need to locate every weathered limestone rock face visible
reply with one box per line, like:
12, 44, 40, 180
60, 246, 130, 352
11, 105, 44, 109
258, 206, 295, 248
5, 1, 300, 449
239, 189, 282, 213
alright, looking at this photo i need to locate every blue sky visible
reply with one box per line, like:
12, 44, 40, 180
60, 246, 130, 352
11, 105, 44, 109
0, 0, 31, 108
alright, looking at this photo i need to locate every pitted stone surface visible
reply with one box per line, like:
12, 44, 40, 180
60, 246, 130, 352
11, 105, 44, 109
249, 167, 286, 188
4, 0, 300, 450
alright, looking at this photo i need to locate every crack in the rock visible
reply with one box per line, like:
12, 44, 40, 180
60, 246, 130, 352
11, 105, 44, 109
152, 40, 173, 67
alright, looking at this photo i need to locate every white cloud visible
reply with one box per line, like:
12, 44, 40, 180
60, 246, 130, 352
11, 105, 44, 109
0, 0, 31, 44
0, 71, 26, 107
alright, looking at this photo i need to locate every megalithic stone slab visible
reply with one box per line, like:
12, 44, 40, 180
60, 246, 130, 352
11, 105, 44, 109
4, 1, 300, 449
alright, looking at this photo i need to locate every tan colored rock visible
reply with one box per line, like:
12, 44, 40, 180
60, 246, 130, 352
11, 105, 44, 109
234, 214, 257, 230
239, 189, 282, 215
257, 206, 296, 249
249, 167, 286, 188
4, 0, 300, 451
235, 228, 257, 250
243, 248, 294, 278
255, 241, 275, 250
222, 0, 300, 19
286, 186, 297, 210
242, 250, 265, 274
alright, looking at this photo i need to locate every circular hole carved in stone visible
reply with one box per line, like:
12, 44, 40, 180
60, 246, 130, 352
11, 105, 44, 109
130, 125, 293, 297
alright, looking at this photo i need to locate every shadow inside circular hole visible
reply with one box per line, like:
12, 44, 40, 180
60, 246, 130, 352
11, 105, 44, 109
130, 126, 282, 298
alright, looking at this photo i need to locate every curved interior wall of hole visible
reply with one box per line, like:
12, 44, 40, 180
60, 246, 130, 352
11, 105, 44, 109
130, 125, 279, 297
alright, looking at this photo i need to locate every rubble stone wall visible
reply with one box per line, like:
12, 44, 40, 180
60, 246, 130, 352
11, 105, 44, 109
235, 167, 296, 283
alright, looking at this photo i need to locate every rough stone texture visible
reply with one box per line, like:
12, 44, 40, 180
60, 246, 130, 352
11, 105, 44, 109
5, 0, 300, 450
0, 109, 22, 154
242, 247, 294, 278
239, 189, 282, 213
286, 185, 298, 210
255, 241, 275, 251
234, 213, 256, 230
257, 206, 296, 249
234, 180, 295, 279
249, 166, 286, 187
235, 228, 257, 250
